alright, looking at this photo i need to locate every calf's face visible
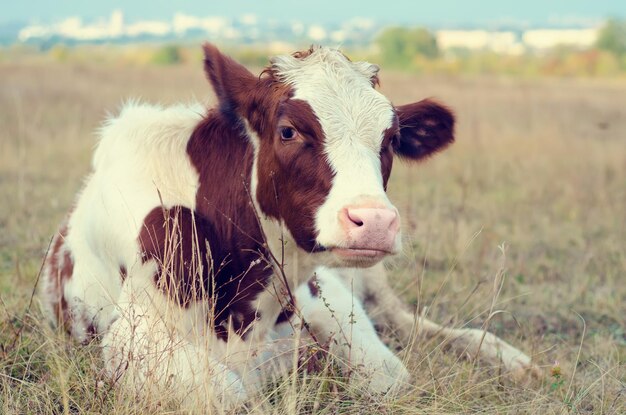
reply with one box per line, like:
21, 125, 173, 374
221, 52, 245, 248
203, 44, 454, 267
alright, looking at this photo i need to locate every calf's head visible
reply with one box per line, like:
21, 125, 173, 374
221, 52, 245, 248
203, 44, 454, 267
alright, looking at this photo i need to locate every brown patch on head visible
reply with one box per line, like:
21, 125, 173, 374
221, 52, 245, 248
254, 98, 334, 251
203, 45, 335, 251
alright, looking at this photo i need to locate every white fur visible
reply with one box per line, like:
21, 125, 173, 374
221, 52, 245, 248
292, 267, 410, 393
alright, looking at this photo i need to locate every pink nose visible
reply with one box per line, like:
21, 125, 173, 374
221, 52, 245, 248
339, 207, 400, 252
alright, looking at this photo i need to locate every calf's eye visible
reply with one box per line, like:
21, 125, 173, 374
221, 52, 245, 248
280, 126, 297, 141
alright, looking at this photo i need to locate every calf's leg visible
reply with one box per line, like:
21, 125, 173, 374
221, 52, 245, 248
347, 263, 540, 378
268, 266, 410, 393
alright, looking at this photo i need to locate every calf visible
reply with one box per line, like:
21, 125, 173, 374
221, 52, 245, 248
41, 44, 535, 409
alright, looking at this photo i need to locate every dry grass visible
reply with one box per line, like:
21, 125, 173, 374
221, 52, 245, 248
0, 59, 624, 414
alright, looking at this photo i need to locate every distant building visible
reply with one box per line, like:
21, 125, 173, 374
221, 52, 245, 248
172, 13, 230, 37
436, 30, 524, 55
436, 27, 600, 55
522, 28, 599, 50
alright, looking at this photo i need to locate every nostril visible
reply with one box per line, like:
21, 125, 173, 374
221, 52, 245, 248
343, 207, 399, 232
346, 209, 364, 227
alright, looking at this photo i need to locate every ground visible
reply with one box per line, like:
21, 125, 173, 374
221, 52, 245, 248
0, 60, 624, 414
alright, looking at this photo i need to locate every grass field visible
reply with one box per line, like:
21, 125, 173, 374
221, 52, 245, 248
0, 59, 625, 414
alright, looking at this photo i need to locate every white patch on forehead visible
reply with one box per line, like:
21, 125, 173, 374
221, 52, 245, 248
271, 48, 393, 155
271, 47, 399, 250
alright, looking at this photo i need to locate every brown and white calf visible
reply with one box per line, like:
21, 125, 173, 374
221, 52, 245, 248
41, 44, 535, 408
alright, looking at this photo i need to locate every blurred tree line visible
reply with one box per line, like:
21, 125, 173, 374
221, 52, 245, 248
596, 18, 626, 57
376, 27, 438, 67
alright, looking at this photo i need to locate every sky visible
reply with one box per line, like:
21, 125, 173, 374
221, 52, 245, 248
1, 0, 625, 26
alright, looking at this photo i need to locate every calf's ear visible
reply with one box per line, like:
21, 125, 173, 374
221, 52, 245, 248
393, 99, 455, 161
203, 43, 258, 117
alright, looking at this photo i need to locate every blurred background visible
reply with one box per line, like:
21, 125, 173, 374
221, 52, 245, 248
0, 1, 624, 413
2, 0, 626, 76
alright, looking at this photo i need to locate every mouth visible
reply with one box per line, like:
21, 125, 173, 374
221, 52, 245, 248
310, 244, 394, 267
330, 247, 390, 259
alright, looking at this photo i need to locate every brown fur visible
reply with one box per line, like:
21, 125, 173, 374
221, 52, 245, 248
394, 99, 455, 160
138, 205, 270, 340
44, 221, 74, 333
254, 98, 334, 252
